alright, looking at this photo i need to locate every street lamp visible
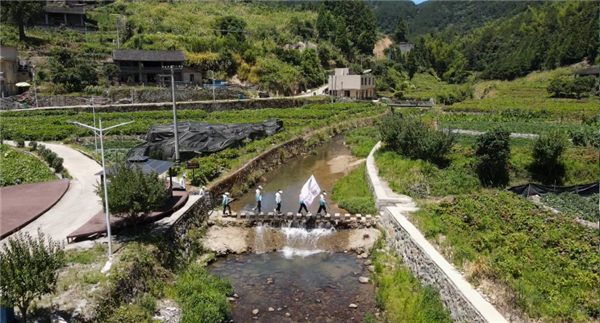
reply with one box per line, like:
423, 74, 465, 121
31, 68, 38, 108
68, 119, 133, 272
165, 65, 182, 162
209, 70, 215, 101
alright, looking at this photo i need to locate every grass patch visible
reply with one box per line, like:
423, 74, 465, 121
331, 164, 377, 215
410, 191, 599, 322
375, 144, 598, 198
541, 193, 599, 223
65, 244, 108, 265
370, 236, 452, 323
344, 126, 380, 157
0, 144, 57, 187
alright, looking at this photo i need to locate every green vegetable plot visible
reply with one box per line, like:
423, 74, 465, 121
0, 145, 56, 187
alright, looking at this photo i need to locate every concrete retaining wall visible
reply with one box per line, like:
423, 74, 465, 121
365, 141, 508, 323
2, 97, 328, 113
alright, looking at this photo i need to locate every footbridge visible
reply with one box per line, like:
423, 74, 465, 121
213, 211, 380, 228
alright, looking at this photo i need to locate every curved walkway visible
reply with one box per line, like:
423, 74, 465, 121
1, 142, 102, 243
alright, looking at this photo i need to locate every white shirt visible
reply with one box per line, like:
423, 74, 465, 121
199, 188, 205, 196
275, 192, 281, 204
320, 194, 325, 205
256, 189, 262, 201
179, 177, 186, 190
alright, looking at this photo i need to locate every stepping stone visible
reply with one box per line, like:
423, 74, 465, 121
366, 214, 372, 220
297, 213, 303, 219
258, 212, 264, 219
238, 212, 244, 219
325, 214, 331, 221
246, 212, 253, 219
267, 212, 274, 219
334, 213, 340, 220
286, 212, 293, 220
356, 214, 362, 221
273, 212, 279, 219
344, 214, 351, 221
306, 213, 312, 220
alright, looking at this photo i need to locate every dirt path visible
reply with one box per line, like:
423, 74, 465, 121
373, 36, 393, 60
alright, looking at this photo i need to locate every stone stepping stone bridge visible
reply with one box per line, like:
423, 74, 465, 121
215, 211, 380, 228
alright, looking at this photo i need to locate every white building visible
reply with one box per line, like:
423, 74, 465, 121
328, 68, 376, 99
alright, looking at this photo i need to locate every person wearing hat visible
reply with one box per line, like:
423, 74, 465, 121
199, 186, 206, 197
317, 191, 328, 215
274, 189, 283, 214
298, 193, 309, 214
222, 192, 232, 215
253, 186, 263, 214
179, 174, 187, 190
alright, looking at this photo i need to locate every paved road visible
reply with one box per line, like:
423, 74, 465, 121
293, 84, 328, 98
2, 142, 102, 243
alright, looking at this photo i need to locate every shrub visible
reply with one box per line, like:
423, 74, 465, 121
15, 139, 25, 148
474, 127, 511, 187
95, 165, 168, 227
531, 131, 568, 182
28, 141, 37, 151
379, 115, 455, 163
51, 157, 64, 173
177, 264, 233, 323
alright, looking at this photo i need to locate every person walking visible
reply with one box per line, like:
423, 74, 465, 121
274, 189, 282, 214
222, 192, 232, 215
199, 186, 206, 197
317, 191, 328, 215
298, 193, 309, 214
253, 186, 263, 214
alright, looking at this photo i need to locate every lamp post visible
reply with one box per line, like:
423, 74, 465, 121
209, 70, 215, 101
166, 65, 182, 162
32, 69, 38, 108
68, 119, 133, 272
92, 96, 97, 153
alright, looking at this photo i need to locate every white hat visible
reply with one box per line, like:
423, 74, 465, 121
225, 192, 229, 195
202, 186, 206, 189
279, 190, 283, 193
183, 174, 187, 178
258, 186, 263, 189
323, 192, 327, 196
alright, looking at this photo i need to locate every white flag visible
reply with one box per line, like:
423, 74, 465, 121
300, 175, 321, 207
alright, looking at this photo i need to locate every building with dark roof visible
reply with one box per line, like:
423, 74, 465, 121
574, 67, 599, 78
41, 5, 87, 29
111, 50, 188, 85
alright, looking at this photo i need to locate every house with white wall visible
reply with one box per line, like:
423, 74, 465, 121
328, 68, 376, 99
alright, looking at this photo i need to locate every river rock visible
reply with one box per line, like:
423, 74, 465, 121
358, 277, 369, 284
227, 297, 236, 302
233, 293, 239, 298
285, 313, 291, 317
252, 309, 259, 315
268, 307, 274, 312
364, 260, 372, 266
367, 265, 375, 273
349, 304, 358, 308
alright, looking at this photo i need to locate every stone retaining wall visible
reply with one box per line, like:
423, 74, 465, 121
365, 141, 508, 323
2, 97, 328, 113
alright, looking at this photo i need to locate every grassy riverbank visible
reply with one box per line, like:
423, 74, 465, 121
331, 165, 377, 215
0, 144, 56, 186
370, 236, 452, 323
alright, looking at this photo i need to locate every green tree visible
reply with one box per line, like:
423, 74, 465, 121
532, 131, 568, 183
335, 20, 350, 55
102, 63, 121, 82
95, 165, 168, 227
300, 49, 323, 89
394, 16, 409, 43
0, 229, 65, 323
0, 1, 45, 41
474, 127, 511, 187
213, 16, 247, 43
48, 47, 98, 92
406, 50, 418, 80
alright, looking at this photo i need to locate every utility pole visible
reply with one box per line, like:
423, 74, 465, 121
92, 96, 98, 153
169, 66, 181, 162
32, 69, 38, 108
68, 119, 133, 273
209, 70, 215, 101
116, 18, 120, 48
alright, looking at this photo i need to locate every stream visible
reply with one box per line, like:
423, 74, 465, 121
207, 136, 378, 322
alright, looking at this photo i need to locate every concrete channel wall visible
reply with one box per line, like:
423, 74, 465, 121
365, 141, 509, 323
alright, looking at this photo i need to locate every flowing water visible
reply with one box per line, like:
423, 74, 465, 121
209, 137, 377, 322
230, 136, 358, 215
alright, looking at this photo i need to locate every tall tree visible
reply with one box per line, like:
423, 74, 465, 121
335, 20, 350, 55
394, 16, 409, 43
0, 1, 45, 41
213, 16, 247, 43
0, 229, 65, 323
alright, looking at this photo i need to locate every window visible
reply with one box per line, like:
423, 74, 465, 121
190, 74, 195, 82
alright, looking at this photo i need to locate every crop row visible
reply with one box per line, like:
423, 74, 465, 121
0, 145, 57, 187
0, 103, 382, 141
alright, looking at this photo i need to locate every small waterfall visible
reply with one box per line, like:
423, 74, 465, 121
253, 222, 271, 254
279, 221, 336, 259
